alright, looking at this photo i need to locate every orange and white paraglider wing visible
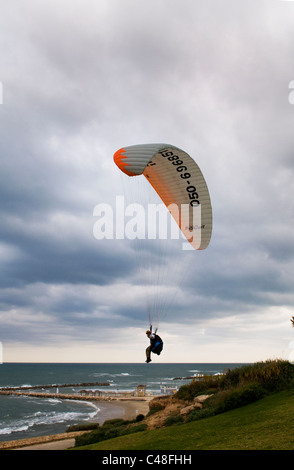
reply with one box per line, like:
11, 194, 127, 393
113, 143, 212, 250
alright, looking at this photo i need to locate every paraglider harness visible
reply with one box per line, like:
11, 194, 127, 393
149, 326, 163, 355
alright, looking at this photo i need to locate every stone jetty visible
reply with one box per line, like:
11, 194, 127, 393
1, 381, 110, 391
0, 381, 151, 402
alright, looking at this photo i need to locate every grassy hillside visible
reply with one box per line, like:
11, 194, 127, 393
74, 390, 294, 450
72, 360, 294, 450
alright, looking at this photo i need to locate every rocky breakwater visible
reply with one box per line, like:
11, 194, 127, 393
0, 390, 109, 402
0, 388, 152, 403
0, 382, 112, 402
1, 382, 110, 391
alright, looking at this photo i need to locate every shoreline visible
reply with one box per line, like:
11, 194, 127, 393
0, 396, 153, 450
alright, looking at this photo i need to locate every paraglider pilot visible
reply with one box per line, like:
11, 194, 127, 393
145, 328, 163, 363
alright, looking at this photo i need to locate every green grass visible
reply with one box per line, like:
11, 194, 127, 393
74, 390, 294, 450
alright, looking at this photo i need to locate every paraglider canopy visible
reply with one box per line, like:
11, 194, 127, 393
114, 143, 212, 250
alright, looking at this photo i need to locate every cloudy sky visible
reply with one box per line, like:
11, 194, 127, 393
1, 0, 294, 363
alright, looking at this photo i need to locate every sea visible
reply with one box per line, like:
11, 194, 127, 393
0, 363, 245, 442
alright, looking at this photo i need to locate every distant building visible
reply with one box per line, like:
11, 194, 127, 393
160, 385, 178, 395
79, 389, 102, 396
136, 385, 146, 397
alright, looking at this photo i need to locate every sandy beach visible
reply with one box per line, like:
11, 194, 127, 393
0, 397, 152, 450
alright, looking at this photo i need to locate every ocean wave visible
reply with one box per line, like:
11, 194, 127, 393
69, 400, 100, 419
47, 398, 62, 404
0, 399, 100, 437
0, 410, 96, 436
0, 424, 29, 435
91, 372, 140, 378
